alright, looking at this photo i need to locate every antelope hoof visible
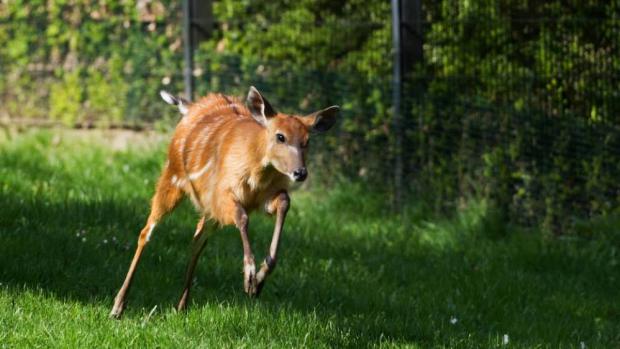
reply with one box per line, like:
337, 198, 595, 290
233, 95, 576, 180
243, 263, 257, 297
255, 256, 276, 296
177, 292, 189, 312
177, 302, 187, 312
255, 278, 266, 297
109, 302, 125, 319
254, 261, 270, 296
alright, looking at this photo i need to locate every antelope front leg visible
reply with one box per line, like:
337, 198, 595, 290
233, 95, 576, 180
256, 191, 289, 296
234, 203, 257, 296
177, 216, 214, 312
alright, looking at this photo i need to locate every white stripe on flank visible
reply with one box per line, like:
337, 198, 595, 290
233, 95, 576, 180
188, 160, 213, 180
171, 175, 187, 188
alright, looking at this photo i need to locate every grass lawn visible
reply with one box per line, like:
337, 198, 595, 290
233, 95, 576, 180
0, 129, 618, 348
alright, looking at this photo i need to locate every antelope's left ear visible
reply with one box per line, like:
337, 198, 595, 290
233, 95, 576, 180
303, 106, 340, 133
247, 86, 277, 126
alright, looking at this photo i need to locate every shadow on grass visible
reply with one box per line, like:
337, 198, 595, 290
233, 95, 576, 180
0, 190, 618, 347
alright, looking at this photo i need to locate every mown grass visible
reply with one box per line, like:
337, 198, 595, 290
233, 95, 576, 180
0, 129, 618, 348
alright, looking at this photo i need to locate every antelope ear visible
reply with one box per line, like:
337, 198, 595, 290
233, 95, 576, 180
160, 90, 190, 115
246, 86, 276, 126
303, 105, 339, 133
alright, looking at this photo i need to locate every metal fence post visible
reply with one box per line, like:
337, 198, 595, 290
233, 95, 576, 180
391, 0, 404, 211
392, 0, 423, 211
183, 0, 194, 99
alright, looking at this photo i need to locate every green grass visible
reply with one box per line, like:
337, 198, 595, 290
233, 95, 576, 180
0, 129, 618, 348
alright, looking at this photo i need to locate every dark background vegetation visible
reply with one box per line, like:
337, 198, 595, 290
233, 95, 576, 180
0, 0, 618, 229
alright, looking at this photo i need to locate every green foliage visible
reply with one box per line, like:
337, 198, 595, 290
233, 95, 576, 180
86, 56, 127, 125
407, 1, 620, 230
193, 0, 619, 229
0, 0, 618, 230
0, 0, 184, 123
49, 69, 83, 125
194, 0, 392, 180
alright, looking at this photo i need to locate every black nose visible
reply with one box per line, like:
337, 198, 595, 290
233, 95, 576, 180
293, 167, 308, 182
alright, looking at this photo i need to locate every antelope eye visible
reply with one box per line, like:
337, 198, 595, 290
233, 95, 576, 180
276, 133, 286, 143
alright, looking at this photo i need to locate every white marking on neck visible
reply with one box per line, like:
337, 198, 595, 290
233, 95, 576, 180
247, 173, 259, 190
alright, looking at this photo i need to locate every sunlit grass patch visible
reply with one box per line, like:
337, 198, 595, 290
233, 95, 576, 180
0, 129, 618, 348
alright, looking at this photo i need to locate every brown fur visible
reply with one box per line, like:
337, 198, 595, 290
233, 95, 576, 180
110, 87, 338, 318
163, 93, 311, 224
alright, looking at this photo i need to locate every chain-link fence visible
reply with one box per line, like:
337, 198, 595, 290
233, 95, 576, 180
1, 1, 618, 230
401, 14, 620, 229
